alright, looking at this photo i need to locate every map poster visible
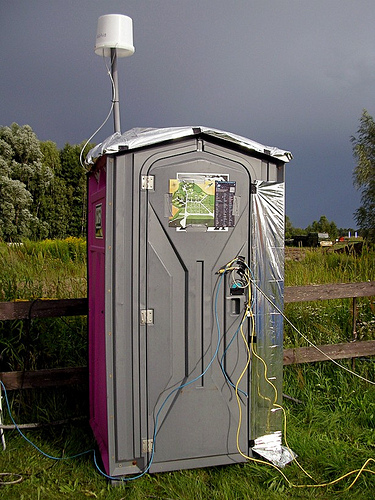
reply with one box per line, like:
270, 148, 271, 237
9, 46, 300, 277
168, 174, 235, 229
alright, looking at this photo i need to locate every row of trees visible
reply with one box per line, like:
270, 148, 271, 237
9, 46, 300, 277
0, 123, 91, 241
0, 111, 374, 242
285, 108, 375, 242
285, 215, 355, 241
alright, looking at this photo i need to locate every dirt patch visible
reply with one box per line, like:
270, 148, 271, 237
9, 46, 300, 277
285, 247, 306, 261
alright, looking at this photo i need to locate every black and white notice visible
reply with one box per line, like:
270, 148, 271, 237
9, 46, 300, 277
214, 181, 236, 227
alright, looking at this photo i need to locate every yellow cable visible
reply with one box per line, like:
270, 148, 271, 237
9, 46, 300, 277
229, 261, 375, 491
235, 322, 375, 489
248, 322, 314, 481
234, 306, 294, 487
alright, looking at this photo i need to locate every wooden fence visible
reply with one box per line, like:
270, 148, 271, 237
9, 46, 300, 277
0, 282, 374, 390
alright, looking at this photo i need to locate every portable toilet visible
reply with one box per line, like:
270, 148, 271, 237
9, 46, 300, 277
86, 126, 292, 479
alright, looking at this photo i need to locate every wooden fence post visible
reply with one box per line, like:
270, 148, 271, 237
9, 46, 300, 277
352, 296, 358, 370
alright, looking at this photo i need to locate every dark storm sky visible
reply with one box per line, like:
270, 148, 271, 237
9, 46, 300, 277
2, 0, 375, 229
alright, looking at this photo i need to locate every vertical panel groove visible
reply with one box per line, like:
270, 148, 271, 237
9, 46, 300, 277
196, 261, 204, 385
184, 269, 189, 378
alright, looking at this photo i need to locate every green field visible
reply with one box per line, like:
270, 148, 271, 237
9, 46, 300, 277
0, 241, 374, 498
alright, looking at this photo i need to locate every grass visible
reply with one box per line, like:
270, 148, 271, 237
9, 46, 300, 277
0, 241, 374, 498
284, 245, 375, 348
282, 361, 375, 496
1, 398, 374, 500
0, 238, 87, 373
285, 244, 375, 286
0, 238, 86, 301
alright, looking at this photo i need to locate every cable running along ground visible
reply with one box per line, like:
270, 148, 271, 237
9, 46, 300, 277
220, 256, 375, 490
1, 255, 374, 489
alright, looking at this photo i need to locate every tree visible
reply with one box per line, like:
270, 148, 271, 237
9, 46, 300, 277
0, 123, 93, 241
39, 141, 71, 239
0, 123, 49, 241
40, 140, 93, 239
285, 216, 294, 239
306, 215, 338, 239
285, 216, 307, 238
2, 123, 53, 207
59, 142, 92, 237
351, 109, 375, 240
0, 177, 35, 241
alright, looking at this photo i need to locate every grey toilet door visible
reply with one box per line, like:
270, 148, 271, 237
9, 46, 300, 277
141, 150, 252, 469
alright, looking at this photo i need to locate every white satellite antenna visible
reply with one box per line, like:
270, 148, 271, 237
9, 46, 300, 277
95, 14, 135, 134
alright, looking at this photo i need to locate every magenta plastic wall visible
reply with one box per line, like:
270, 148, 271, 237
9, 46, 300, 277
87, 158, 109, 473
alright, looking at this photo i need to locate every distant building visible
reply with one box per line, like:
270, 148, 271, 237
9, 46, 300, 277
289, 232, 331, 247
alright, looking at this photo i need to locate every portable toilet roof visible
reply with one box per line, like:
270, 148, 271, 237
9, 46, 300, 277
86, 126, 292, 165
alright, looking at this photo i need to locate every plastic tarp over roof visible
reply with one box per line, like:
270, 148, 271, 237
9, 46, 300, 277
85, 126, 292, 165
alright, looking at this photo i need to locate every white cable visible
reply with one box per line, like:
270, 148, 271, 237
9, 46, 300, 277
0, 473, 23, 485
79, 54, 117, 169
251, 280, 375, 386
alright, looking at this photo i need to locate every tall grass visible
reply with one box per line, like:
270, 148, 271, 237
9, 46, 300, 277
0, 243, 374, 498
0, 238, 87, 374
280, 246, 375, 497
285, 244, 375, 286
0, 237, 86, 300
284, 246, 375, 348
0, 238, 88, 427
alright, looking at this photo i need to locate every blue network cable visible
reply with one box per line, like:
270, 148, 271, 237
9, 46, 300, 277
96, 271, 226, 480
0, 272, 226, 482
0, 380, 93, 462
0, 259, 254, 482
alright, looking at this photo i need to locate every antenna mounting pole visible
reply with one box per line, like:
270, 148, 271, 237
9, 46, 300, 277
95, 14, 135, 135
111, 47, 121, 134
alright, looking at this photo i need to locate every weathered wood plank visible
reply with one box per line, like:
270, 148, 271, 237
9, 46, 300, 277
0, 367, 88, 390
284, 281, 375, 303
2, 339, 375, 391
0, 283, 374, 392
0, 282, 373, 321
283, 340, 375, 365
0, 298, 88, 320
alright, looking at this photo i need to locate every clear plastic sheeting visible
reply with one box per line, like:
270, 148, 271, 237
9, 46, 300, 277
252, 431, 296, 467
250, 181, 285, 442
85, 126, 293, 165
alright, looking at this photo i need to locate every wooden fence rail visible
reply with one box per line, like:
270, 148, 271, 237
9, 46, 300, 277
0, 281, 374, 390
0, 298, 87, 321
284, 281, 375, 303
